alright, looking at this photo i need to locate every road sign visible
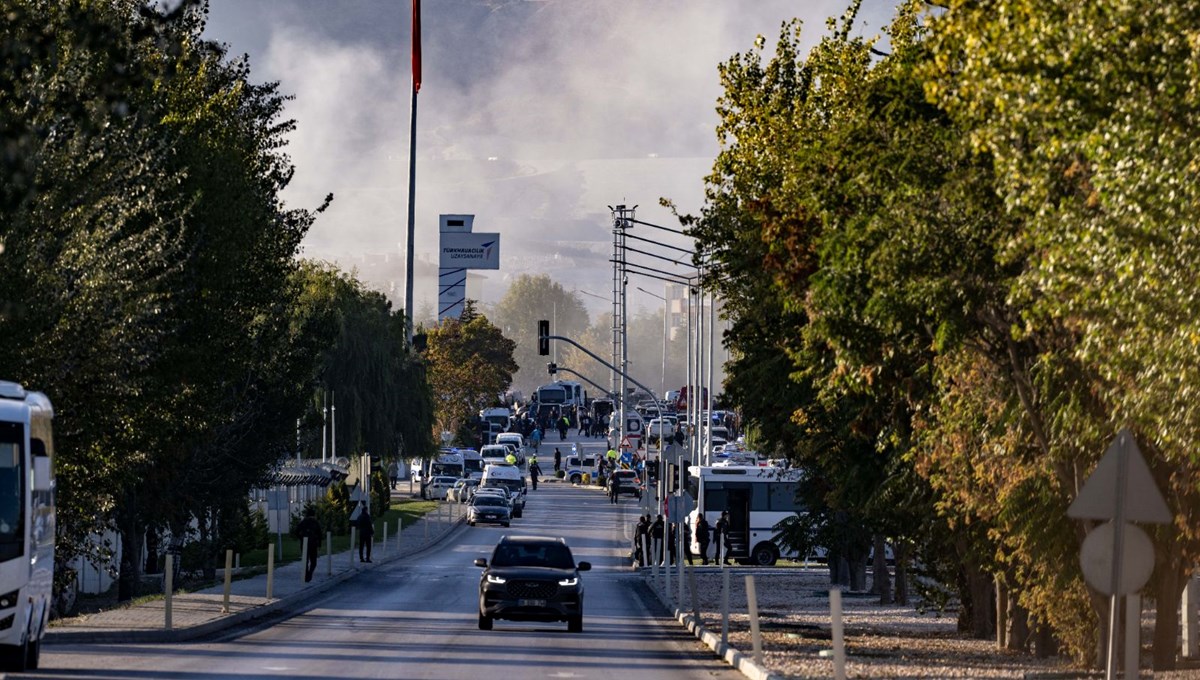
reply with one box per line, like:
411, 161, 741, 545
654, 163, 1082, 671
620, 436, 633, 451
349, 484, 368, 503
1067, 428, 1171, 524
1080, 521, 1155, 595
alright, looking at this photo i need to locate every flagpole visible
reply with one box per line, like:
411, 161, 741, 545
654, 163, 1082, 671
404, 0, 421, 346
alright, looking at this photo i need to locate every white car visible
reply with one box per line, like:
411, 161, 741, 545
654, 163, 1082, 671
423, 475, 460, 500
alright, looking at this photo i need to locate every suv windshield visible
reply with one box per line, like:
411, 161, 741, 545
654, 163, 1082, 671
473, 496, 506, 507
491, 542, 575, 569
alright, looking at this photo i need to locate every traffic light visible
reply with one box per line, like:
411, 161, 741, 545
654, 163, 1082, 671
547, 362, 558, 375
538, 319, 550, 356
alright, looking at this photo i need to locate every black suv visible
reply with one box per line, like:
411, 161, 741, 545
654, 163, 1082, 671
475, 536, 590, 632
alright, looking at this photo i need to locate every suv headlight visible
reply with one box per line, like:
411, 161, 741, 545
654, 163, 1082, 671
486, 574, 507, 584
558, 576, 578, 586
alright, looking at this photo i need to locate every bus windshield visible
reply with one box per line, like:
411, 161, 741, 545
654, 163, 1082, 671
0, 422, 24, 561
537, 387, 566, 404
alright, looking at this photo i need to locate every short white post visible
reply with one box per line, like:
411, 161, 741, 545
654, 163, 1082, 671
1125, 594, 1140, 680
688, 564, 700, 622
678, 527, 685, 606
746, 575, 763, 666
266, 546, 275, 600
651, 539, 660, 582
351, 527, 358, 567
831, 588, 846, 680
164, 554, 174, 630
424, 513, 430, 542
1185, 573, 1199, 658
641, 535, 650, 571
382, 522, 388, 558
664, 530, 672, 601
299, 538, 308, 583
396, 520, 403, 554
235, 553, 241, 569
326, 531, 332, 576
222, 549, 233, 612
721, 549, 730, 647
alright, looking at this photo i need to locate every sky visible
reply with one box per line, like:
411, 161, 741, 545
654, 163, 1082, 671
202, 0, 897, 320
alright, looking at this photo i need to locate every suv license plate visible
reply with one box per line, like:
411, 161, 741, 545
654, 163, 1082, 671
519, 599, 546, 607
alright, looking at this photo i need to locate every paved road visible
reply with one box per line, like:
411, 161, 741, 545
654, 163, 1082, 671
29, 440, 738, 679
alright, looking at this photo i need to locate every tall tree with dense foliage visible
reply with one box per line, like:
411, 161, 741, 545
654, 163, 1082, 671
425, 303, 518, 441
491, 275, 589, 396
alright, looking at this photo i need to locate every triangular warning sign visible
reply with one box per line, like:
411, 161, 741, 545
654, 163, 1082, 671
620, 437, 632, 450
1067, 428, 1171, 524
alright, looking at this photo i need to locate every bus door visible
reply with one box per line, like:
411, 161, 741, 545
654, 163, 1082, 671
725, 483, 751, 559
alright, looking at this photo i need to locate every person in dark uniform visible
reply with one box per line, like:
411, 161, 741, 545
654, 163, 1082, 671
650, 515, 665, 566
554, 447, 562, 472
609, 473, 621, 504
634, 514, 650, 565
714, 510, 730, 565
355, 501, 374, 563
297, 506, 322, 582
696, 514, 712, 566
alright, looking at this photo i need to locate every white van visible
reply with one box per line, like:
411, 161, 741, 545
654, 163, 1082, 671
480, 464, 526, 517
563, 452, 599, 485
481, 444, 511, 468
495, 433, 526, 465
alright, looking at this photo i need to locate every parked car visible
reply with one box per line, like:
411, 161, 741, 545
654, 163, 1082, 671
423, 475, 460, 500
645, 416, 678, 446
447, 478, 480, 503
606, 469, 643, 499
475, 536, 590, 632
466, 495, 511, 527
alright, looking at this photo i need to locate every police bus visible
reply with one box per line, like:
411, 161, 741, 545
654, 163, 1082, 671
0, 381, 54, 671
685, 465, 805, 566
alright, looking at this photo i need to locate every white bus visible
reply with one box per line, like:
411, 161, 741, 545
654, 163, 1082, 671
686, 466, 805, 566
0, 381, 54, 671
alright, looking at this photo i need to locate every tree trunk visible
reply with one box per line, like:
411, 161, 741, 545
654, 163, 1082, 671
116, 502, 142, 602
1008, 595, 1031, 652
894, 543, 909, 606
872, 534, 892, 604
1151, 548, 1189, 671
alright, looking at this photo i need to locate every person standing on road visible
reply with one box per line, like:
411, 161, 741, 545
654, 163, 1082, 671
609, 472, 621, 504
558, 415, 570, 441
634, 514, 650, 565
297, 506, 322, 582
579, 413, 591, 437
714, 511, 730, 565
529, 459, 541, 490
696, 514, 711, 565
650, 515, 665, 565
355, 501, 374, 563
530, 427, 542, 452
553, 447, 562, 472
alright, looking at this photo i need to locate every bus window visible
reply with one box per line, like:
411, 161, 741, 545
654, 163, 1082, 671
686, 476, 699, 502
749, 483, 770, 512
703, 482, 726, 511
768, 483, 805, 512
0, 423, 23, 560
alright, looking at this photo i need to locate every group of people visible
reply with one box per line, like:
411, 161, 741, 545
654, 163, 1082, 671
295, 500, 380, 583
632, 511, 731, 567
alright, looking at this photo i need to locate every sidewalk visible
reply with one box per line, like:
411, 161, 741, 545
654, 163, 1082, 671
46, 501, 467, 645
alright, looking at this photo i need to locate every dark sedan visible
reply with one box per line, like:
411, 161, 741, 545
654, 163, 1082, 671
467, 495, 511, 527
475, 536, 590, 632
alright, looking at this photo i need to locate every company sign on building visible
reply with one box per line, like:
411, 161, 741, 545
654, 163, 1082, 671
439, 233, 500, 269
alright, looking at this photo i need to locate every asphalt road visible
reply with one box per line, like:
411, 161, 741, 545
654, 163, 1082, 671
30, 441, 738, 680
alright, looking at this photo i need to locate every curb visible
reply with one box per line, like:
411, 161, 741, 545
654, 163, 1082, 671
46, 517, 466, 645
641, 573, 781, 680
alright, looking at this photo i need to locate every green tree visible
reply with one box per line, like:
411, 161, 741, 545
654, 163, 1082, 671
425, 303, 518, 440
491, 275, 589, 395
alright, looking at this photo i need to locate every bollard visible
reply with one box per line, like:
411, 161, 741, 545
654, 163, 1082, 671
235, 553, 241, 570
678, 529, 685, 607
266, 545, 275, 600
397, 519, 403, 555
831, 588, 846, 680
1126, 594, 1140, 680
164, 553, 174, 631
222, 549, 233, 613
351, 527, 358, 567
746, 575, 763, 666
326, 531, 333, 576
651, 538, 660, 583
641, 535, 650, 571
424, 513, 429, 542
721, 554, 730, 647
299, 538, 308, 583
382, 522, 388, 558
688, 564, 700, 623
1185, 573, 1199, 658
664, 533, 671, 602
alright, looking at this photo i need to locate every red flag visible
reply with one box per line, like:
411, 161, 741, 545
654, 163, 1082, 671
412, 0, 422, 92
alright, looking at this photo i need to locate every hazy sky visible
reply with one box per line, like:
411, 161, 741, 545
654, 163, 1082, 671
203, 0, 897, 318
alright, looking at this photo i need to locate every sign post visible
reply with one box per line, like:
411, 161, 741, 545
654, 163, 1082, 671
1067, 428, 1171, 680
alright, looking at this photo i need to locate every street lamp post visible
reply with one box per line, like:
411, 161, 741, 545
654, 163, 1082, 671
636, 286, 668, 401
